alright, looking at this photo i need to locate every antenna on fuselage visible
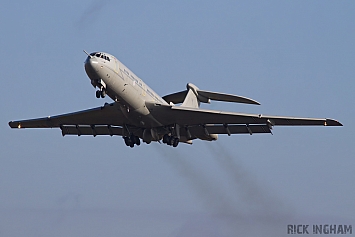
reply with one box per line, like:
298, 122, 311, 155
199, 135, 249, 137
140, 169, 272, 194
83, 50, 92, 58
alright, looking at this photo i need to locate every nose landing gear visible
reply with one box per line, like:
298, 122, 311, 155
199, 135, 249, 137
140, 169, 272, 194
96, 88, 106, 98
93, 79, 107, 99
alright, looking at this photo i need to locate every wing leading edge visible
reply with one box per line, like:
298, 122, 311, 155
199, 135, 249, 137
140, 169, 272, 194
9, 102, 128, 129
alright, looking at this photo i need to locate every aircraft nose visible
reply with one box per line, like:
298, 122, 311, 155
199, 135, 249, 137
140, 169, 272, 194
85, 56, 98, 69
84, 57, 100, 80
85, 56, 99, 72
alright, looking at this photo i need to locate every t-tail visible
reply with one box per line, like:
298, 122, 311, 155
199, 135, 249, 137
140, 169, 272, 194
163, 83, 260, 108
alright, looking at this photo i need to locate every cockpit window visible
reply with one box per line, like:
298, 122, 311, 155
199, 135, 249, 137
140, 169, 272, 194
90, 52, 110, 62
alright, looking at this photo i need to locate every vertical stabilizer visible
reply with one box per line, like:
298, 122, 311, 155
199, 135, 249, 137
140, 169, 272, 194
181, 83, 200, 108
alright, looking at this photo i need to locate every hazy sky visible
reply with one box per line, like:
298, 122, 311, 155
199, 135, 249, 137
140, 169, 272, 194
1, 1, 354, 236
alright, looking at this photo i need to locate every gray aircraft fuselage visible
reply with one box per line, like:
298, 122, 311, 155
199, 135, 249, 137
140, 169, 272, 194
85, 52, 167, 128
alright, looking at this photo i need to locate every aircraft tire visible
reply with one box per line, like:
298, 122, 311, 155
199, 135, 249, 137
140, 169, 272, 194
135, 136, 141, 146
173, 138, 179, 147
96, 90, 101, 98
130, 134, 140, 146
163, 134, 169, 144
100, 89, 106, 98
124, 137, 130, 146
168, 137, 174, 146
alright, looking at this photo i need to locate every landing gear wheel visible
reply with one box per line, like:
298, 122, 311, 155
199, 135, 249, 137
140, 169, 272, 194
168, 137, 174, 146
131, 135, 140, 146
162, 134, 179, 147
173, 138, 179, 147
96, 90, 101, 98
100, 89, 106, 98
124, 135, 141, 148
124, 137, 130, 146
135, 136, 141, 146
163, 134, 169, 144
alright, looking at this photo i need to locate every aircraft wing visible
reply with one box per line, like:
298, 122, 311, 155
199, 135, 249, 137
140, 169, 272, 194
147, 103, 343, 128
9, 102, 129, 136
9, 101, 342, 139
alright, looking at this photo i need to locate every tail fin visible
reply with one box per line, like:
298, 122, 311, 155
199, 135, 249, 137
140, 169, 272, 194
181, 84, 201, 108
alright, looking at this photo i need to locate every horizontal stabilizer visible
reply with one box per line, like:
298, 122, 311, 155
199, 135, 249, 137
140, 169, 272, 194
162, 83, 260, 105
198, 90, 260, 105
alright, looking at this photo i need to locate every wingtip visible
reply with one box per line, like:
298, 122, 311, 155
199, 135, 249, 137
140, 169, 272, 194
325, 119, 343, 126
9, 121, 22, 128
9, 121, 16, 128
243, 97, 260, 105
243, 98, 260, 105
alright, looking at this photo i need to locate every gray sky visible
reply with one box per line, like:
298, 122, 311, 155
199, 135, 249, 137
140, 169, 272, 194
1, 1, 354, 236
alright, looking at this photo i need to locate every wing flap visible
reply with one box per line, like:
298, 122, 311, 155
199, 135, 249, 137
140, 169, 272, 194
205, 124, 271, 134
61, 125, 123, 136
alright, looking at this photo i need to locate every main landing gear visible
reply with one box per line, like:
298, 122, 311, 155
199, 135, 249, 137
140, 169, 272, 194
123, 134, 179, 148
96, 88, 106, 98
123, 134, 141, 148
162, 134, 179, 147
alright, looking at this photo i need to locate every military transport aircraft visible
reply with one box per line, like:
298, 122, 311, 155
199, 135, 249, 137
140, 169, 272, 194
9, 51, 342, 147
